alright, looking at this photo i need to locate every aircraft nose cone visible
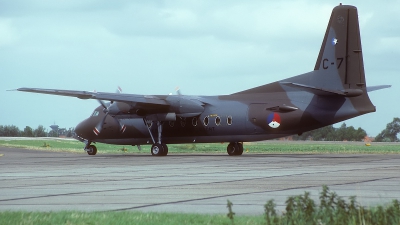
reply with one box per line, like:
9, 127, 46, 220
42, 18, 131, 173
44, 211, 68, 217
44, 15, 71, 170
75, 120, 88, 137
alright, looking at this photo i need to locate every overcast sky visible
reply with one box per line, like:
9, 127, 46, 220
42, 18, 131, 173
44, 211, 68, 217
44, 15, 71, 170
1, 0, 399, 136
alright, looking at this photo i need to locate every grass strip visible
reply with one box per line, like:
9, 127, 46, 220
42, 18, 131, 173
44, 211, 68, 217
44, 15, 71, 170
0, 211, 264, 225
1, 192, 400, 225
0, 139, 400, 154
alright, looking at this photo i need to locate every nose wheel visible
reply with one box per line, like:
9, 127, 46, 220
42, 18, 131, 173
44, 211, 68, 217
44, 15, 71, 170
86, 144, 97, 155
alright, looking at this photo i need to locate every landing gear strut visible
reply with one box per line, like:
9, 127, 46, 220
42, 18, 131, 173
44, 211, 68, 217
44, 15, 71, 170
145, 119, 168, 156
227, 142, 243, 156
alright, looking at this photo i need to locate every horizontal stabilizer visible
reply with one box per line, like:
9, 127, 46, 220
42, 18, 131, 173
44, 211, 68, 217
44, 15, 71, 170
366, 85, 391, 92
280, 82, 363, 97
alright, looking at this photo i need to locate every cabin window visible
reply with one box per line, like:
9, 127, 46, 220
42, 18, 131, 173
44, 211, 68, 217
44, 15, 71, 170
192, 118, 198, 126
215, 116, 221, 126
227, 116, 232, 125
92, 111, 99, 117
203, 116, 209, 126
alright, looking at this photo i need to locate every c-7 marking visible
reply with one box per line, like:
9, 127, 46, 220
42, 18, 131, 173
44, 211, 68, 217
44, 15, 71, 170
337, 57, 344, 68
323, 58, 329, 69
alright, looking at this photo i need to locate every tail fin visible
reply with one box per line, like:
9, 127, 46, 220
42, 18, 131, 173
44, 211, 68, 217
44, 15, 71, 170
234, 4, 377, 100
314, 4, 365, 89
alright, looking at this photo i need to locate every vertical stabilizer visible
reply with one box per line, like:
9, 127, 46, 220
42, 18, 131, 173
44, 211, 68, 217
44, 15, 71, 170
314, 4, 365, 89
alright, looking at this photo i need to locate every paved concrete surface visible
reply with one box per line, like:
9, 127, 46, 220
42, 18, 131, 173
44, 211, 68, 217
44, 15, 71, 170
1, 147, 399, 215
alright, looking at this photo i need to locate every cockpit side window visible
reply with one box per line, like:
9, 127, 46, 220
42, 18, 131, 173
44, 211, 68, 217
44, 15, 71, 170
92, 111, 100, 117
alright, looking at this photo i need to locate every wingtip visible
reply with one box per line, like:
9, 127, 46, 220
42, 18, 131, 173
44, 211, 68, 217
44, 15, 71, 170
15, 87, 30, 91
7, 88, 23, 91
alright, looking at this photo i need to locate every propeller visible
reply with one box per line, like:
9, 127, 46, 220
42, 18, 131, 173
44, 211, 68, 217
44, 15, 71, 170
169, 87, 182, 95
175, 86, 182, 95
92, 88, 126, 136
117, 86, 122, 93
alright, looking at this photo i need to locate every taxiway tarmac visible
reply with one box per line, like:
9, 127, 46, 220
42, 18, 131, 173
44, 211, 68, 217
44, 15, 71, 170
0, 147, 399, 215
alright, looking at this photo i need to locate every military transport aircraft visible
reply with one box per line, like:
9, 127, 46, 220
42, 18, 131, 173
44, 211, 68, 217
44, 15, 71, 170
17, 4, 390, 156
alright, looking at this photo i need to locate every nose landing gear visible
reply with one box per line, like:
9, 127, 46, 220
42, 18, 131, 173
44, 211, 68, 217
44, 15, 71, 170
86, 145, 97, 155
83, 140, 97, 156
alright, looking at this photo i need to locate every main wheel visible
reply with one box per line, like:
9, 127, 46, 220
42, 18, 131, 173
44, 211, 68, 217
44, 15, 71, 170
87, 145, 97, 155
236, 142, 244, 155
227, 142, 243, 156
227, 143, 237, 156
161, 143, 169, 156
151, 143, 164, 156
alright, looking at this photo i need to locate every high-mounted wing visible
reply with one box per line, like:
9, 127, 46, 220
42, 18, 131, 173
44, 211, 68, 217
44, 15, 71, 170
17, 87, 204, 119
17, 87, 168, 105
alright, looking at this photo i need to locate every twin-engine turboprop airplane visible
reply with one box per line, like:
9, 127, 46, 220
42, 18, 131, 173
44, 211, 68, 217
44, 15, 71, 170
17, 4, 390, 156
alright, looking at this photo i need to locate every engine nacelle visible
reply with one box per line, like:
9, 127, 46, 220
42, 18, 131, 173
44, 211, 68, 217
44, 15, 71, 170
107, 101, 131, 115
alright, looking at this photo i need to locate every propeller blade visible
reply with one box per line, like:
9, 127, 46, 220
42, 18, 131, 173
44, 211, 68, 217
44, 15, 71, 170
111, 116, 126, 133
175, 86, 182, 95
97, 99, 108, 109
93, 112, 108, 136
94, 87, 125, 134
116, 86, 122, 93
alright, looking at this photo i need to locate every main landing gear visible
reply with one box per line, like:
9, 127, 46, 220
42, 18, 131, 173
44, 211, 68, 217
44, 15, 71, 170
150, 143, 168, 156
146, 120, 168, 156
227, 142, 243, 156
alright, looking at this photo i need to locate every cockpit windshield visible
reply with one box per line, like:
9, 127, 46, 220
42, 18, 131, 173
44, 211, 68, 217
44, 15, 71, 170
92, 110, 100, 117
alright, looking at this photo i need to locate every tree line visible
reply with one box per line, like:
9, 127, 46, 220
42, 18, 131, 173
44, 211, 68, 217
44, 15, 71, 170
293, 118, 399, 142
374, 117, 400, 142
292, 123, 367, 141
0, 125, 75, 138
